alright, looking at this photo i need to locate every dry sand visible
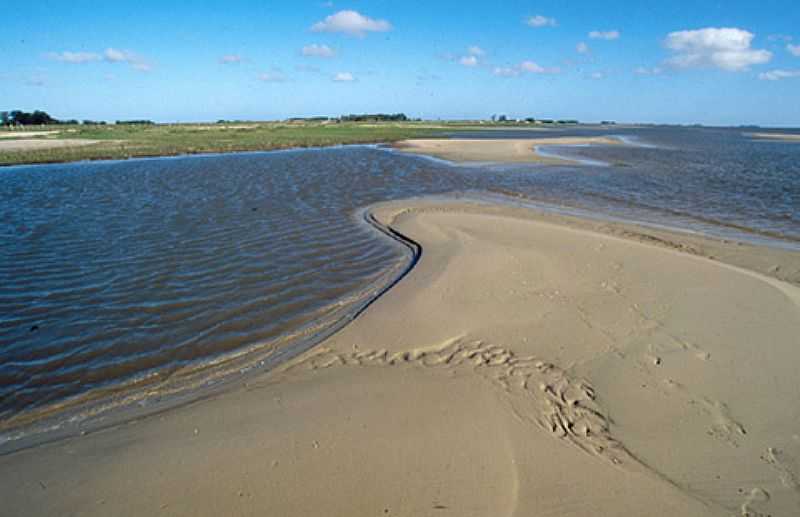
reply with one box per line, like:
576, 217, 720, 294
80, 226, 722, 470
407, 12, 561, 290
393, 137, 621, 164
2, 200, 800, 517
0, 138, 101, 151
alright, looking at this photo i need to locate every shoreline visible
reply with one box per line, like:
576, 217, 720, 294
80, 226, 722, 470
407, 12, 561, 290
2, 198, 800, 516
0, 204, 421, 453
2, 193, 799, 453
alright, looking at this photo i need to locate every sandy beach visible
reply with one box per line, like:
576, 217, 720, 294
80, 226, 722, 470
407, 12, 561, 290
2, 199, 800, 516
393, 137, 622, 164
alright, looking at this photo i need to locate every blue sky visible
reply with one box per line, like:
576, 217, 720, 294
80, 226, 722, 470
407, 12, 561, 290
2, 0, 799, 126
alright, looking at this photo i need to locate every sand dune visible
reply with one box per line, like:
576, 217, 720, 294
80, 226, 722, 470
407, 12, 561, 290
393, 137, 621, 164
2, 200, 799, 516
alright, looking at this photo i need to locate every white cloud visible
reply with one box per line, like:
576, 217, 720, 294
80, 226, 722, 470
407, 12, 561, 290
589, 30, 620, 40
258, 70, 287, 82
219, 54, 243, 64
590, 71, 605, 80
526, 15, 557, 28
520, 61, 545, 73
788, 44, 800, 57
576, 42, 589, 54
664, 28, 771, 71
104, 48, 152, 72
458, 47, 486, 67
635, 66, 663, 75
302, 44, 336, 58
333, 71, 355, 82
104, 48, 129, 62
494, 61, 560, 77
459, 55, 479, 67
46, 51, 101, 64
492, 66, 520, 77
47, 48, 151, 71
311, 10, 391, 37
758, 69, 800, 81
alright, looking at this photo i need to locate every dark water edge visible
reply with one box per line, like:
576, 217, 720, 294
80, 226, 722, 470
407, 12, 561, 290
1, 127, 799, 451
0, 204, 421, 454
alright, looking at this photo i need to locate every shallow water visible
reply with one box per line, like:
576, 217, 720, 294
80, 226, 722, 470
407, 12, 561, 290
1, 126, 799, 437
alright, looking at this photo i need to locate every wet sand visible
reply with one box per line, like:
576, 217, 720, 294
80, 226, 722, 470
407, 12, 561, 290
393, 137, 622, 164
2, 199, 800, 516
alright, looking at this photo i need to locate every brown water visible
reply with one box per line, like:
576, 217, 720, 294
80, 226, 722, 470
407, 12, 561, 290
1, 127, 799, 446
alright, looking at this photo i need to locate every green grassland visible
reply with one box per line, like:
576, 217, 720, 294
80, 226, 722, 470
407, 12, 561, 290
0, 121, 462, 166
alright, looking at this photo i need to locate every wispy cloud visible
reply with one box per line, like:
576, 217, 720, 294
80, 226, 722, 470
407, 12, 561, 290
664, 28, 771, 71
311, 10, 391, 37
788, 44, 800, 57
46, 48, 151, 71
493, 61, 560, 77
589, 30, 620, 40
768, 34, 793, 42
302, 44, 336, 58
219, 54, 243, 64
258, 69, 287, 82
589, 71, 606, 80
576, 42, 589, 54
332, 71, 355, 82
758, 69, 800, 81
46, 51, 101, 64
104, 48, 152, 72
492, 66, 520, 78
635, 66, 663, 75
526, 15, 557, 28
457, 46, 486, 67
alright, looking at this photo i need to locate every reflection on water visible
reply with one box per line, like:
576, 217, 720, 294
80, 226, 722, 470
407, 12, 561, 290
0, 126, 798, 435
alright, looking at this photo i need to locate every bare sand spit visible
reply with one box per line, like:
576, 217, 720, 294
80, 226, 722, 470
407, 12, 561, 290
746, 132, 800, 142
393, 137, 622, 164
2, 200, 800, 516
0, 138, 101, 152
0, 131, 62, 139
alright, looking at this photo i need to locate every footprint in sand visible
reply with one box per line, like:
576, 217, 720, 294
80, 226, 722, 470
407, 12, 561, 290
289, 337, 638, 469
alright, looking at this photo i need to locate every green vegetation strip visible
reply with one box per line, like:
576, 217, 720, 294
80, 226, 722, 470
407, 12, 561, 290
0, 122, 457, 166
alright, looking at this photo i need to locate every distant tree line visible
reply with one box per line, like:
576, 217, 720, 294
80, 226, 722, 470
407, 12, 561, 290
339, 113, 408, 122
1, 110, 111, 126
489, 114, 580, 124
115, 120, 155, 125
2, 110, 60, 125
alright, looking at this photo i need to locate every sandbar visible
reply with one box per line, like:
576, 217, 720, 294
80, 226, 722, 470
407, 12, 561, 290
393, 137, 621, 164
746, 132, 800, 142
2, 200, 800, 516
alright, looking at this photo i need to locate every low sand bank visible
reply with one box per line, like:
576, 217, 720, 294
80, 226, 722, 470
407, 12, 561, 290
2, 200, 799, 516
0, 138, 101, 151
746, 132, 800, 142
0, 130, 62, 139
393, 137, 621, 164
